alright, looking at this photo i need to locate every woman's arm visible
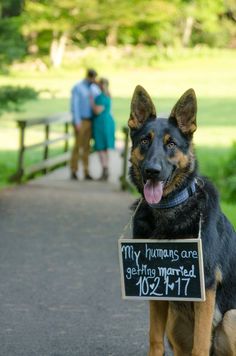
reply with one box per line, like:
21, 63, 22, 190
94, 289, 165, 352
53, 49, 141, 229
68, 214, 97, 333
90, 95, 104, 115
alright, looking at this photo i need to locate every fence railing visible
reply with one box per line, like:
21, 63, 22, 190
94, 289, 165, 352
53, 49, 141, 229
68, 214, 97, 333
120, 126, 133, 191
11, 112, 73, 182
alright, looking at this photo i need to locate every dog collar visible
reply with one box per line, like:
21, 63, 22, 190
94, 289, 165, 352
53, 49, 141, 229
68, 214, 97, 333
148, 180, 196, 209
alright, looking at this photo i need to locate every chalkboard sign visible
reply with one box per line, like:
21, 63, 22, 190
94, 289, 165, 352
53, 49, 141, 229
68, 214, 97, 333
118, 239, 205, 301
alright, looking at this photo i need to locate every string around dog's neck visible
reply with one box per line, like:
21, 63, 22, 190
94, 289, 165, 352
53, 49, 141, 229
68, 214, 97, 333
120, 198, 143, 239
147, 180, 196, 209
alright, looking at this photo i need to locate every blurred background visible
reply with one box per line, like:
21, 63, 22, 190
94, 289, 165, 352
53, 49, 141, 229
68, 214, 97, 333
0, 0, 235, 225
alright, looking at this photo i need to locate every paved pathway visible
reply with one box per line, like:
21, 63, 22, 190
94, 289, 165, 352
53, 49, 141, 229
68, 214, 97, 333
0, 150, 154, 356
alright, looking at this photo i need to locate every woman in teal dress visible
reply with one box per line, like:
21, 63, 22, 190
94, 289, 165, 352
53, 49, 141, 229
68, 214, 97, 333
92, 78, 115, 181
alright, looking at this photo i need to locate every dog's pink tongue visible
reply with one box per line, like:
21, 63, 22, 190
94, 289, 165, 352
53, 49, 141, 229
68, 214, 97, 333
144, 180, 163, 205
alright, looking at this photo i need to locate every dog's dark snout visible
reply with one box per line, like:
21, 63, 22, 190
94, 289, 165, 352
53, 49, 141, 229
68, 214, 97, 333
144, 164, 162, 179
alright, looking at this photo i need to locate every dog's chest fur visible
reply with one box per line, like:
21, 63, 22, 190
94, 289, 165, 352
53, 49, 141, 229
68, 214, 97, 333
133, 189, 204, 240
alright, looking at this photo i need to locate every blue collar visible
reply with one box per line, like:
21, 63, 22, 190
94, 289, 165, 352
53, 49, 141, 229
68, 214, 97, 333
148, 180, 196, 209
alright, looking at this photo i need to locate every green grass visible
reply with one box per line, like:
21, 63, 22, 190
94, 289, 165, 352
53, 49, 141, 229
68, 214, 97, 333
113, 96, 236, 131
2, 95, 235, 131
1, 47, 236, 99
0, 150, 17, 189
0, 145, 68, 189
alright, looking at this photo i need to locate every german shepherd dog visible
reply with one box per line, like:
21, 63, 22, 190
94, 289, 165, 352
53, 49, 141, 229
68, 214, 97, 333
128, 86, 236, 356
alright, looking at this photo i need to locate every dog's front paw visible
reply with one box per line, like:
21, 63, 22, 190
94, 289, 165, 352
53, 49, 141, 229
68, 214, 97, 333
149, 343, 164, 356
149, 351, 164, 356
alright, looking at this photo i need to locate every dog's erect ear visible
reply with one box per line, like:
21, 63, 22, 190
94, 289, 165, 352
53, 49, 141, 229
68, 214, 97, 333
169, 89, 197, 136
128, 85, 156, 130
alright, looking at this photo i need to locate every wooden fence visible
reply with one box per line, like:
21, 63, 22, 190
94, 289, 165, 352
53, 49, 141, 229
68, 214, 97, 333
11, 116, 133, 190
11, 113, 73, 182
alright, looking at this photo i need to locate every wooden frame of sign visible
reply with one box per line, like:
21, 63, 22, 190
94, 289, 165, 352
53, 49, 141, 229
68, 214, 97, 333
118, 238, 205, 302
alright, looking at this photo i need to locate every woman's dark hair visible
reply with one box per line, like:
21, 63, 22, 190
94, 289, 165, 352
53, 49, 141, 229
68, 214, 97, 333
99, 78, 110, 97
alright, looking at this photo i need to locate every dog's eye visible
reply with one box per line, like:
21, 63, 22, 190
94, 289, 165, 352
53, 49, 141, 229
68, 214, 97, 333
167, 141, 176, 149
140, 137, 150, 146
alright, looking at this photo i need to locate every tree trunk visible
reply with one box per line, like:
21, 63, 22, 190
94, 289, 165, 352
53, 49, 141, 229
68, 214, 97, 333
106, 25, 118, 46
50, 32, 68, 68
182, 16, 194, 47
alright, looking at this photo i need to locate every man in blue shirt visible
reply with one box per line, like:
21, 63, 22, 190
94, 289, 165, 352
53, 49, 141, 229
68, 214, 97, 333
70, 68, 100, 180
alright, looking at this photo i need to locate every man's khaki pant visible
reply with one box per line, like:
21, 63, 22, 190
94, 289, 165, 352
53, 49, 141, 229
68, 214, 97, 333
70, 120, 92, 175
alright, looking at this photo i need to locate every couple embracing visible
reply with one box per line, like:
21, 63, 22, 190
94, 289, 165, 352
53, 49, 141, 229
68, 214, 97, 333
70, 68, 115, 181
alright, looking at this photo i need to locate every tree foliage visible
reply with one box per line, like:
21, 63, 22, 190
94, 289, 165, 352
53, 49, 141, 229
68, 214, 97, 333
0, 0, 235, 67
0, 0, 26, 69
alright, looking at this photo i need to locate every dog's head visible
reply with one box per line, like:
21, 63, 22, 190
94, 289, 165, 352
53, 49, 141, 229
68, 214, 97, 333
128, 85, 197, 206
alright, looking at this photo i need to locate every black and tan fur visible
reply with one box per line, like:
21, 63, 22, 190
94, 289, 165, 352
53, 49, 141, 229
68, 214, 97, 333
128, 86, 236, 356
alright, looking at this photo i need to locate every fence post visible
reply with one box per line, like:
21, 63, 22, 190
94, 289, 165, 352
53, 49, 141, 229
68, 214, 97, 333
16, 121, 26, 182
43, 124, 50, 174
64, 122, 69, 152
64, 122, 69, 166
120, 126, 129, 190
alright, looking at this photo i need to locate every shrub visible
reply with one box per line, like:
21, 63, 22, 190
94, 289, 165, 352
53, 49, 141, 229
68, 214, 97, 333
0, 85, 39, 115
220, 142, 236, 202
